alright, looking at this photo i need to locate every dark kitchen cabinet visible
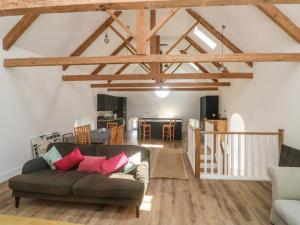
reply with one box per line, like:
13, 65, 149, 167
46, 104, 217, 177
97, 94, 118, 111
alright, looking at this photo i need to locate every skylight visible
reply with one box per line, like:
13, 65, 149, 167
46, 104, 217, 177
194, 26, 217, 49
189, 63, 200, 71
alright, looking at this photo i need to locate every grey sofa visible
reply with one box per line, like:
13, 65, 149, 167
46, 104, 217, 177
268, 167, 300, 225
9, 143, 150, 217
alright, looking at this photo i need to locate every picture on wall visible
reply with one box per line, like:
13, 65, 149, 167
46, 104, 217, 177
31, 132, 62, 158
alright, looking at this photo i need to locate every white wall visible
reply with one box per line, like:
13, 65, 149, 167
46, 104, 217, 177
220, 62, 300, 149
0, 45, 97, 182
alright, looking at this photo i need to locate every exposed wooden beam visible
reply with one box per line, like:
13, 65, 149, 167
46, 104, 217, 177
107, 10, 137, 40
150, 10, 160, 76
62, 73, 253, 81
146, 8, 180, 41
91, 81, 230, 88
3, 14, 39, 50
107, 87, 218, 91
136, 9, 147, 54
109, 25, 136, 53
186, 8, 253, 68
1, 1, 299, 17
115, 64, 130, 74
91, 36, 133, 75
5, 53, 299, 67
63, 11, 121, 70
166, 22, 198, 54
256, 4, 300, 43
185, 35, 228, 72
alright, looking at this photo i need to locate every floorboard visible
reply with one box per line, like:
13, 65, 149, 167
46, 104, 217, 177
0, 131, 272, 225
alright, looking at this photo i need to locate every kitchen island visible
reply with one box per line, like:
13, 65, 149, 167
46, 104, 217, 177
138, 118, 182, 140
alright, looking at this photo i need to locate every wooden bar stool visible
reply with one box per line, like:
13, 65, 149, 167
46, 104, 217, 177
107, 122, 118, 128
162, 120, 176, 141
139, 119, 151, 140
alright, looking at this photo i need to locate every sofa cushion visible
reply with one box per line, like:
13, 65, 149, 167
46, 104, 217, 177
100, 152, 129, 175
54, 147, 84, 171
47, 143, 96, 157
9, 170, 86, 196
72, 173, 144, 199
274, 200, 300, 225
42, 146, 62, 170
77, 156, 106, 173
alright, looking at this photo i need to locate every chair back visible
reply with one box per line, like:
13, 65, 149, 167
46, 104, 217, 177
116, 125, 125, 145
107, 122, 118, 128
109, 126, 118, 145
170, 119, 176, 126
74, 125, 91, 144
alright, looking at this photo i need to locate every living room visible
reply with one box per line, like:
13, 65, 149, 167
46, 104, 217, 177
0, 1, 300, 225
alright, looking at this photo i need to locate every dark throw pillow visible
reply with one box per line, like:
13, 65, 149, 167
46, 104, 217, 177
279, 145, 300, 167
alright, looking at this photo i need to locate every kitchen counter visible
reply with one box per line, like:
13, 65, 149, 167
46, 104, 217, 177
97, 117, 125, 129
138, 118, 182, 140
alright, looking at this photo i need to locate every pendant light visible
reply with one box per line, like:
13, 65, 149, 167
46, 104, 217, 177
104, 11, 110, 44
219, 25, 228, 72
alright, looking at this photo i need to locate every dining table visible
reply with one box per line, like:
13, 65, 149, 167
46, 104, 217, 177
63, 128, 111, 145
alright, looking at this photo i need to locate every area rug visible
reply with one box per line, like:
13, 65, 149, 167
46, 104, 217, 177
151, 148, 188, 179
0, 215, 82, 225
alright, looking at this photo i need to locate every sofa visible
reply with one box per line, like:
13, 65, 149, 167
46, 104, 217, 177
268, 167, 300, 225
8, 143, 150, 217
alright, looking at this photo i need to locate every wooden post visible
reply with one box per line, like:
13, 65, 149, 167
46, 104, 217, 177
136, 10, 147, 55
278, 129, 284, 153
195, 128, 201, 178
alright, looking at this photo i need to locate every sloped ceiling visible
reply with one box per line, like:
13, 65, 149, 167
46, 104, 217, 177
0, 5, 299, 77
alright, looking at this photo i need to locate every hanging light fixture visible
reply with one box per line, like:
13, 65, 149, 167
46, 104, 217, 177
104, 11, 110, 44
219, 25, 228, 72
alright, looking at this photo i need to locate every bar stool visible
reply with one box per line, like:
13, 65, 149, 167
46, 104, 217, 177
162, 120, 176, 141
139, 120, 151, 140
107, 122, 118, 128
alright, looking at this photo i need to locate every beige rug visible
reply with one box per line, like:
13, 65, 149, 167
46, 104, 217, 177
151, 148, 188, 179
0, 215, 82, 225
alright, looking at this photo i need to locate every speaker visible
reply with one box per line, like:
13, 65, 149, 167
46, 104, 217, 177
200, 96, 219, 119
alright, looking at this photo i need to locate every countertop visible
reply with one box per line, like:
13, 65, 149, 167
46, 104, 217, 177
97, 117, 124, 122
139, 118, 182, 122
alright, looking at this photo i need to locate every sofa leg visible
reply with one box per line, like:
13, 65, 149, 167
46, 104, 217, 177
136, 205, 140, 218
15, 197, 20, 208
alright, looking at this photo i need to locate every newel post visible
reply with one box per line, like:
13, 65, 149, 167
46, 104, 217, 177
278, 129, 284, 153
195, 128, 201, 178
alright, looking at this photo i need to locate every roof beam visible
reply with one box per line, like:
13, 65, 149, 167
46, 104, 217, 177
146, 8, 180, 41
1, 1, 300, 16
256, 4, 300, 43
185, 35, 228, 72
91, 36, 133, 75
91, 81, 230, 88
136, 9, 147, 54
62, 73, 253, 81
4, 53, 300, 67
186, 8, 253, 68
63, 11, 121, 70
107, 10, 137, 40
107, 87, 218, 91
3, 14, 39, 50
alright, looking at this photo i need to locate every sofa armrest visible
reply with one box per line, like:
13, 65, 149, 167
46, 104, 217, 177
22, 157, 50, 174
268, 166, 300, 202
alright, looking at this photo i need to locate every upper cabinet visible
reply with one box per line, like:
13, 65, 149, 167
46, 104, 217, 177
97, 94, 123, 112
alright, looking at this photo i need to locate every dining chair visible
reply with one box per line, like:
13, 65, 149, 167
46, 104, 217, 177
116, 125, 125, 145
139, 119, 151, 140
74, 124, 91, 144
109, 126, 118, 145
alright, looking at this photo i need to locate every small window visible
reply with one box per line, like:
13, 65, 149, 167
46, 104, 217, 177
194, 26, 217, 50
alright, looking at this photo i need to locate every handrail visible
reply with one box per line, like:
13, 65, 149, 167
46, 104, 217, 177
200, 131, 280, 135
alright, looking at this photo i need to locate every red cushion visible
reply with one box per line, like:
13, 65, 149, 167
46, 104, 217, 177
100, 152, 129, 175
77, 156, 106, 173
54, 147, 84, 171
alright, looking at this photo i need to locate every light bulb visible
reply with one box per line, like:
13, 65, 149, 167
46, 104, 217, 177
104, 34, 109, 44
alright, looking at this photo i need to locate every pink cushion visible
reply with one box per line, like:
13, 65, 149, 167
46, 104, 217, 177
77, 156, 106, 173
54, 147, 84, 171
100, 152, 129, 175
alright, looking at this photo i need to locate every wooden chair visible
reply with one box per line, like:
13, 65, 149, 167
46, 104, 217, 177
107, 122, 118, 128
116, 125, 125, 145
139, 119, 151, 140
109, 126, 118, 145
74, 124, 91, 144
162, 120, 176, 141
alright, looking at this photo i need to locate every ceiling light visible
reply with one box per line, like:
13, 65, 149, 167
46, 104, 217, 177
194, 26, 217, 50
155, 86, 170, 98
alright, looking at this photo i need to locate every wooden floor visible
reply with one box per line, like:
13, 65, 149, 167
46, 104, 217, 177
0, 131, 272, 225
